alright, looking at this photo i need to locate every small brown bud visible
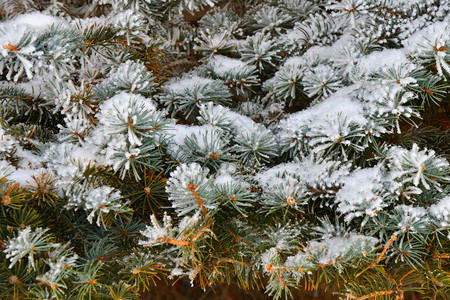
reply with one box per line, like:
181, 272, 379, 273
2, 195, 11, 206
8, 275, 19, 284
286, 197, 295, 205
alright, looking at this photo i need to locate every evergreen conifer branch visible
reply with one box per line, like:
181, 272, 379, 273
0, 0, 449, 299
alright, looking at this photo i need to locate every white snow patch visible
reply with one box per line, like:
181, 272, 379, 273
358, 49, 409, 75
430, 196, 450, 227
306, 234, 377, 266
0, 12, 66, 50
165, 76, 215, 94
207, 55, 248, 77
335, 167, 385, 221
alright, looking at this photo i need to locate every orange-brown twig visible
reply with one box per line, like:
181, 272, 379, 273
188, 183, 207, 215
157, 236, 191, 247
399, 269, 415, 283
356, 235, 397, 278
434, 252, 450, 259
191, 224, 211, 242
377, 235, 397, 263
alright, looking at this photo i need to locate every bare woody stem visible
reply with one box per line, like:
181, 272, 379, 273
346, 290, 395, 300
157, 236, 191, 247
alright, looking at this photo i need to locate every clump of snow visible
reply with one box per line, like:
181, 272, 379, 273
280, 91, 366, 130
139, 213, 173, 246
283, 56, 305, 68
260, 247, 281, 274
0, 160, 15, 179
223, 109, 256, 135
168, 125, 228, 163
256, 156, 350, 191
403, 22, 450, 51
0, 127, 17, 158
94, 60, 157, 97
197, 103, 255, 135
169, 125, 209, 150
393, 205, 429, 234
403, 22, 450, 77
284, 252, 315, 274
98, 93, 156, 123
164, 76, 215, 94
198, 103, 232, 129
166, 163, 218, 216
206, 55, 248, 77
357, 49, 409, 75
214, 163, 240, 186
335, 166, 386, 222
429, 196, 450, 227
97, 92, 157, 146
36, 249, 78, 287
7, 12, 64, 29
8, 168, 46, 187
5, 227, 59, 270
302, 33, 354, 63
177, 211, 203, 233
68, 186, 128, 226
387, 144, 449, 189
306, 234, 378, 266
277, 91, 367, 158
43, 143, 99, 172
0, 12, 67, 54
